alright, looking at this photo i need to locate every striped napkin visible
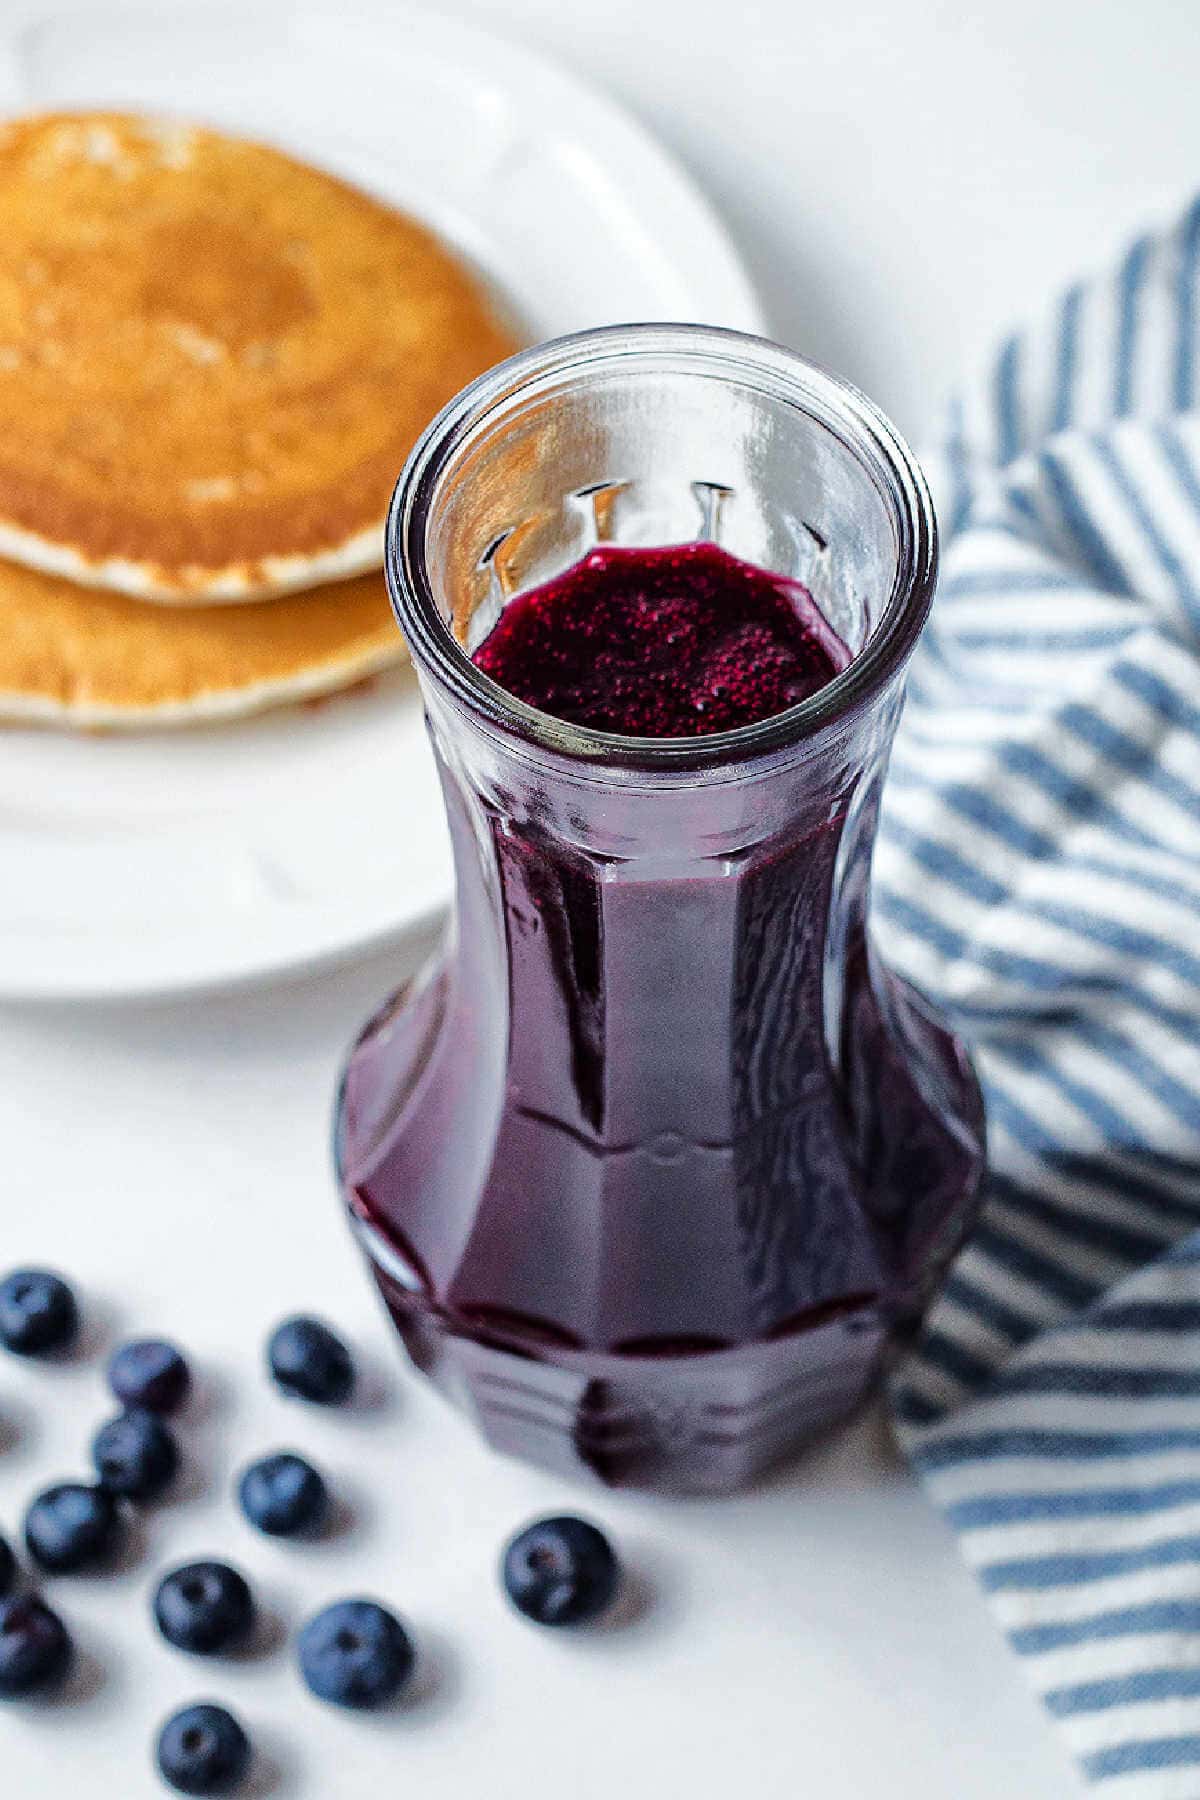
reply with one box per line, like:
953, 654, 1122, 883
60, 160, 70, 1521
876, 194, 1200, 1795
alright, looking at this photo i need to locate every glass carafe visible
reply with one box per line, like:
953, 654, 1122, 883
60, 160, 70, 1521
334, 326, 984, 1493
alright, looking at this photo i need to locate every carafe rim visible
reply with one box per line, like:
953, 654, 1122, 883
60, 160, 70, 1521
387, 323, 937, 773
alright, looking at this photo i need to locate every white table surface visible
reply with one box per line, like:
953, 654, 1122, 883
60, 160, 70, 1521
9, 0, 1200, 1792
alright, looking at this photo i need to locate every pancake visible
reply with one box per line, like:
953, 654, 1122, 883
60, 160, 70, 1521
0, 555, 405, 727
0, 111, 519, 601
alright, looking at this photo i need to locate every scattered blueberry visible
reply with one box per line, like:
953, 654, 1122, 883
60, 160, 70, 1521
0, 1595, 72, 1697
24, 1482, 120, 1574
297, 1599, 414, 1708
92, 1409, 179, 1502
108, 1338, 191, 1416
154, 1562, 256, 1656
0, 1534, 14, 1598
501, 1515, 620, 1626
0, 1269, 78, 1357
156, 1702, 251, 1796
267, 1316, 354, 1406
238, 1452, 328, 1538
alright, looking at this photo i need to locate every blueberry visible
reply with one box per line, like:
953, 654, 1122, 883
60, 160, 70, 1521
501, 1515, 620, 1626
108, 1338, 191, 1415
0, 1534, 14, 1598
155, 1702, 250, 1796
267, 1316, 354, 1405
0, 1269, 78, 1357
0, 1596, 72, 1697
24, 1482, 120, 1574
154, 1562, 255, 1655
238, 1452, 328, 1538
92, 1409, 179, 1501
297, 1599, 414, 1708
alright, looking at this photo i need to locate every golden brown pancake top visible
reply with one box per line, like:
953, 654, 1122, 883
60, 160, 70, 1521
0, 112, 520, 598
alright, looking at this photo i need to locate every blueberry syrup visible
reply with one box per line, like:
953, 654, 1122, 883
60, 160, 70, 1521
470, 541, 850, 735
336, 542, 985, 1492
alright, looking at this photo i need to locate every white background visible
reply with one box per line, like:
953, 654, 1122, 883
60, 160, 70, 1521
7, 0, 1200, 1794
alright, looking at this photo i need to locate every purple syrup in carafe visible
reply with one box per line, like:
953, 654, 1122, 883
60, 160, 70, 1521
470, 540, 851, 735
336, 543, 985, 1493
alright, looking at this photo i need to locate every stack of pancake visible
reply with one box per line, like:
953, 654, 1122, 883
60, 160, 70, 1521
0, 111, 519, 727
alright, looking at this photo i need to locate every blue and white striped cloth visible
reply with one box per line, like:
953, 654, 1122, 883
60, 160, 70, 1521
876, 194, 1200, 1795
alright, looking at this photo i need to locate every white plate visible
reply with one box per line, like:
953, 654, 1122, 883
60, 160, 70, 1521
0, 0, 764, 1001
